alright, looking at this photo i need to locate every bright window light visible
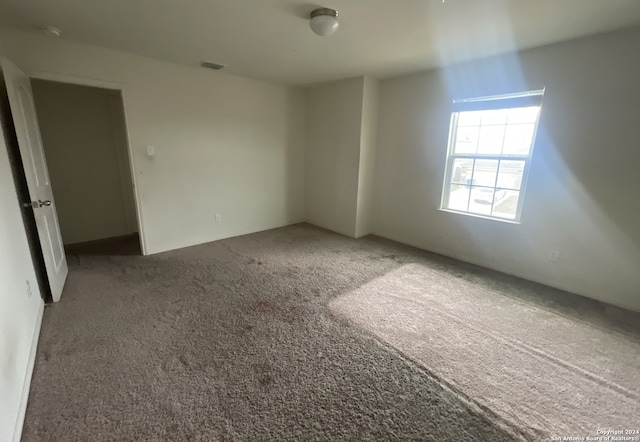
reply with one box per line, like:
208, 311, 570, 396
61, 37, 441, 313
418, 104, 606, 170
441, 90, 544, 222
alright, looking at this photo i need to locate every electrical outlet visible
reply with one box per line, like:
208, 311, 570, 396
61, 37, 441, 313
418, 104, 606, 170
26, 280, 32, 297
215, 213, 222, 223
548, 250, 560, 262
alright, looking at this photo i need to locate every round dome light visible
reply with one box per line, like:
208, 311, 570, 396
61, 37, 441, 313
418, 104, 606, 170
310, 8, 339, 37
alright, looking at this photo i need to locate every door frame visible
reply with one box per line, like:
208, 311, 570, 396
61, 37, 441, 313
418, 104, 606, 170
28, 70, 147, 255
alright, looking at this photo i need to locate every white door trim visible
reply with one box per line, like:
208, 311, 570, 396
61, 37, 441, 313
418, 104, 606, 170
28, 70, 147, 255
27, 70, 125, 91
107, 94, 138, 235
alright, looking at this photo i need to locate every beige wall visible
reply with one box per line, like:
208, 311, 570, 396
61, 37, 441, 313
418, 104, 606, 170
372, 26, 640, 311
32, 80, 136, 245
355, 77, 380, 238
305, 77, 365, 237
0, 26, 306, 255
305, 76, 380, 239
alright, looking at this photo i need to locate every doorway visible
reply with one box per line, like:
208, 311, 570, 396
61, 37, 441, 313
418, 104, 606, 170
30, 79, 142, 257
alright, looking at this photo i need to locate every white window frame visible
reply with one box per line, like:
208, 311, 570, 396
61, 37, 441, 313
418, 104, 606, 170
440, 89, 544, 223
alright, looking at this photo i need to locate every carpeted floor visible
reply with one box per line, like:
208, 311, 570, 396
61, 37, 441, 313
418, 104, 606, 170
330, 264, 640, 440
22, 223, 640, 441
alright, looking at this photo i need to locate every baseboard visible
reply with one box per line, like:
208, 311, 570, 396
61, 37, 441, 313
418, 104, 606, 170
145, 219, 308, 255
65, 233, 138, 248
303, 220, 356, 239
369, 229, 640, 313
12, 300, 44, 442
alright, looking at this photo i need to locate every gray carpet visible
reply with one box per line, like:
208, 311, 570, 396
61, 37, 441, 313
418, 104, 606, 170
330, 264, 640, 440
22, 223, 640, 441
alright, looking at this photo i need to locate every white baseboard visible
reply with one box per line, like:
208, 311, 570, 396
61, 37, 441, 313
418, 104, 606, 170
12, 300, 44, 442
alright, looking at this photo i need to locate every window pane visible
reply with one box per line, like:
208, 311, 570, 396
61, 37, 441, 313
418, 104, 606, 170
503, 124, 535, 155
447, 184, 470, 212
458, 110, 482, 126
481, 109, 508, 125
443, 91, 543, 222
477, 125, 504, 154
496, 160, 525, 190
472, 159, 499, 187
455, 126, 479, 154
451, 158, 474, 184
507, 106, 539, 124
492, 190, 520, 219
468, 187, 493, 215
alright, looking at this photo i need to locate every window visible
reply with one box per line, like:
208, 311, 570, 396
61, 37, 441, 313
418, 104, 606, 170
441, 90, 544, 221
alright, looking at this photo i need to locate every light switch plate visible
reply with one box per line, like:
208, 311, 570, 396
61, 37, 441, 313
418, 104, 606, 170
146, 145, 155, 157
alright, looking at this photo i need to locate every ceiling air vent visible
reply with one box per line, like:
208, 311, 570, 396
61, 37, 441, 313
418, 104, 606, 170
200, 61, 226, 70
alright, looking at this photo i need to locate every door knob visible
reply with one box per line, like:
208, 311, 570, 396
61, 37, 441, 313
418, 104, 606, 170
23, 200, 51, 208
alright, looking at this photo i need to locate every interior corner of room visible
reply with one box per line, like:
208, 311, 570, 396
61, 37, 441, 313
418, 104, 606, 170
1, 5, 640, 441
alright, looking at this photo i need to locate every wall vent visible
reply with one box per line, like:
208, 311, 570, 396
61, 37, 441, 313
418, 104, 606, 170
200, 61, 226, 70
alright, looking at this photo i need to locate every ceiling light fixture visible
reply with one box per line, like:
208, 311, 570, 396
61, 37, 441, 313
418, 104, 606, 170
309, 8, 339, 37
40, 26, 62, 37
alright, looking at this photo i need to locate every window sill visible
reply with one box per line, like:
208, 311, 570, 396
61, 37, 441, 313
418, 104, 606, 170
437, 208, 521, 225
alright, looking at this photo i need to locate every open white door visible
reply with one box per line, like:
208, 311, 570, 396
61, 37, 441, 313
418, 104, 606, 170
1, 58, 68, 302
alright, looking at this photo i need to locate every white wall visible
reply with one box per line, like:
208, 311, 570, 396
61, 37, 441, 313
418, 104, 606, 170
305, 76, 380, 239
31, 80, 136, 245
305, 77, 364, 237
373, 26, 640, 312
0, 93, 44, 442
0, 26, 305, 255
355, 77, 380, 238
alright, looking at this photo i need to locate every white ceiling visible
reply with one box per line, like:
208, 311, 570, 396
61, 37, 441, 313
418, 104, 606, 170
1, 0, 640, 85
